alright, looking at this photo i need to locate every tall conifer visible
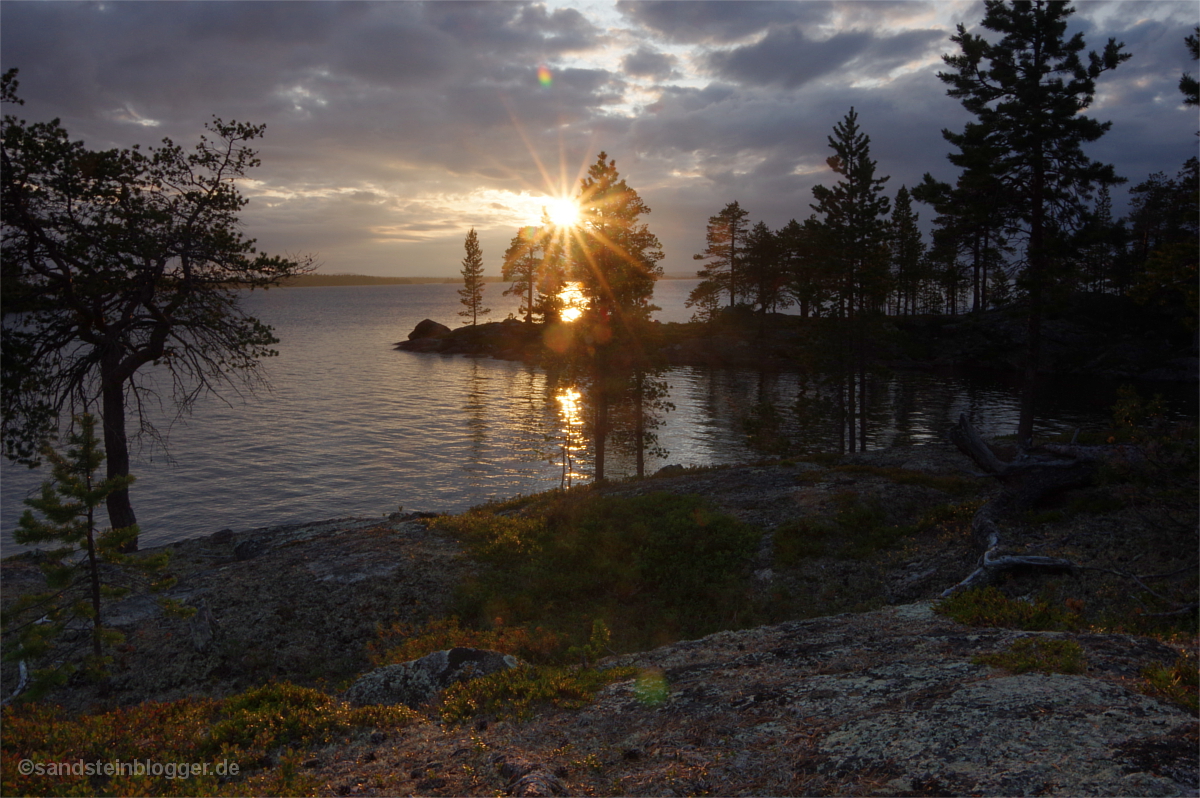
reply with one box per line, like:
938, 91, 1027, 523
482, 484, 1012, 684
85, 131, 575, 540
571, 152, 665, 480
938, 0, 1128, 445
457, 228, 490, 325
810, 108, 891, 452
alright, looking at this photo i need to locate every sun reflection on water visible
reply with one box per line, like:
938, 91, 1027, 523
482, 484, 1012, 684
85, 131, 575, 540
555, 386, 585, 487
557, 282, 586, 322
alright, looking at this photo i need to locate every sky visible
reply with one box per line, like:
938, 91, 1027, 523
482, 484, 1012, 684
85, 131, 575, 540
1, 1, 1196, 278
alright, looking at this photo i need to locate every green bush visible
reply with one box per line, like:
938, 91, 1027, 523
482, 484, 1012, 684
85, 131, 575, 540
437, 492, 761, 653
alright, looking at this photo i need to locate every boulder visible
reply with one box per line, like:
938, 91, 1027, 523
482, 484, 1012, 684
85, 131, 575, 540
407, 319, 451, 341
344, 647, 519, 708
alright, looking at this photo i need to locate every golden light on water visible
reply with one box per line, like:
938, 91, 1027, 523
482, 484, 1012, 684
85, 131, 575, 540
557, 281, 586, 322
555, 386, 585, 488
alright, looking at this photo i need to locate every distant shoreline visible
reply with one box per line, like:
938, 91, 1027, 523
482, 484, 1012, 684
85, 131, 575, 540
281, 273, 698, 288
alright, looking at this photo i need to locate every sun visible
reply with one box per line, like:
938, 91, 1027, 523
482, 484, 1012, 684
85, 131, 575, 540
543, 196, 580, 229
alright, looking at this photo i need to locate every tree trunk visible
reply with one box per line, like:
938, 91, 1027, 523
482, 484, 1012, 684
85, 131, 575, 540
101, 376, 138, 547
593, 353, 608, 482
634, 372, 645, 479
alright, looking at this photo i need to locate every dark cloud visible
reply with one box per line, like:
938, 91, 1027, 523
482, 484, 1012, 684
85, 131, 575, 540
706, 28, 873, 88
706, 26, 945, 89
621, 47, 676, 80
616, 0, 828, 44
0, 0, 1192, 277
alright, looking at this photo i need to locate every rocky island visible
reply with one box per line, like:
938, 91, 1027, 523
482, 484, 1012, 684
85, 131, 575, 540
397, 294, 1198, 382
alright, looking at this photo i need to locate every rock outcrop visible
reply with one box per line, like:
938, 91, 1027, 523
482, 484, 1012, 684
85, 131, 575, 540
344, 647, 519, 708
408, 319, 452, 340
309, 602, 1198, 796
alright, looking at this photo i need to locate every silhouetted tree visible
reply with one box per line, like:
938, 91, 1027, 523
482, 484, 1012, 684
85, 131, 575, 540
810, 107, 891, 452
938, 0, 1129, 445
780, 216, 829, 318
457, 228, 490, 325
502, 226, 542, 324
743, 221, 790, 322
888, 187, 926, 315
1, 70, 310, 543
689, 201, 750, 309
571, 152, 664, 480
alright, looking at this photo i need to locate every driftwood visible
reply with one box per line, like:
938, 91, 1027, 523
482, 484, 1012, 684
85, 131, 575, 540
942, 414, 1095, 597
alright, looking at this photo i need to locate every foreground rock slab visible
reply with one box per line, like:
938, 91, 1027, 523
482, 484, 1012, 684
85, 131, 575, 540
314, 602, 1197, 797
345, 648, 518, 708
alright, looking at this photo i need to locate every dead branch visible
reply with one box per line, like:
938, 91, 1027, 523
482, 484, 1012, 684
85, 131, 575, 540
942, 413, 1095, 597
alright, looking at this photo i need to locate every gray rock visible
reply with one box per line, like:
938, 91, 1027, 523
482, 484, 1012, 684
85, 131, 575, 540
408, 319, 451, 340
233, 538, 265, 561
345, 647, 519, 708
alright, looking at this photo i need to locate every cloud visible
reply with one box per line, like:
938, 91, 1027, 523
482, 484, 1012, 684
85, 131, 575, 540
0, 0, 1192, 277
616, 0, 827, 44
621, 47, 677, 80
705, 26, 945, 89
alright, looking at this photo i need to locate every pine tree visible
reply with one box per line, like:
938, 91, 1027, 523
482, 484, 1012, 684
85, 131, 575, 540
889, 187, 925, 315
743, 220, 789, 320
571, 152, 665, 480
689, 201, 750, 310
1181, 26, 1199, 109
502, 226, 542, 324
938, 0, 1129, 445
810, 108, 891, 452
780, 216, 828, 319
457, 228, 490, 325
1, 415, 187, 701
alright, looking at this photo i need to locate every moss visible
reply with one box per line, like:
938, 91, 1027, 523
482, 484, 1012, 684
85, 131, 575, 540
936, 587, 1083, 631
831, 464, 981, 496
973, 637, 1087, 674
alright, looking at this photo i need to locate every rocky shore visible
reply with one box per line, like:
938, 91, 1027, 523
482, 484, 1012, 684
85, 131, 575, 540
3, 439, 1195, 795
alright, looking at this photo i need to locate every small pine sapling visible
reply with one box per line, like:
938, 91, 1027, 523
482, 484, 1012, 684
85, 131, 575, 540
1, 414, 191, 701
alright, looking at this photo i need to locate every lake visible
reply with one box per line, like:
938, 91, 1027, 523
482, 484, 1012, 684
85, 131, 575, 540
1, 280, 1191, 552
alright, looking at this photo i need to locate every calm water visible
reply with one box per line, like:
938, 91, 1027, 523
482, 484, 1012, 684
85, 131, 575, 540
1, 280, 1192, 552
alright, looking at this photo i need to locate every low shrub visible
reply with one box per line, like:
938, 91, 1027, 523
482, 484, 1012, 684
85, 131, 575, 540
774, 495, 979, 566
0, 682, 417, 797
368, 617, 563, 667
439, 663, 639, 724
435, 491, 761, 653
1141, 651, 1199, 714
831, 465, 980, 496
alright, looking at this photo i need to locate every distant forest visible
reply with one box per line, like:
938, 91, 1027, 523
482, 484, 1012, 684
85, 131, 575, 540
284, 272, 697, 287
283, 273, 498, 287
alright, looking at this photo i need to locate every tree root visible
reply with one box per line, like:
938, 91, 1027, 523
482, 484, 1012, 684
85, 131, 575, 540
942, 413, 1093, 597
